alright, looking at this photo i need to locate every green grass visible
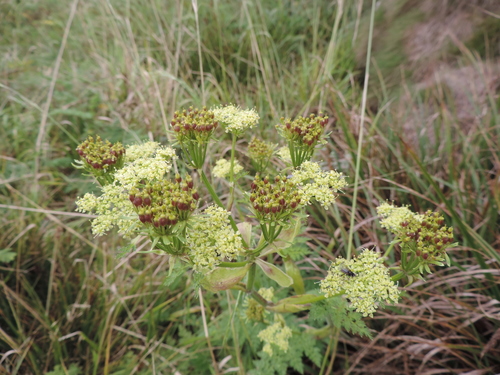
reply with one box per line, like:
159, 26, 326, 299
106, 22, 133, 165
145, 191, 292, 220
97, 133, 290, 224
1, 0, 500, 374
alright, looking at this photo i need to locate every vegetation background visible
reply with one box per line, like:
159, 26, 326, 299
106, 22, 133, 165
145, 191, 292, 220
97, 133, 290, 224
1, 0, 500, 374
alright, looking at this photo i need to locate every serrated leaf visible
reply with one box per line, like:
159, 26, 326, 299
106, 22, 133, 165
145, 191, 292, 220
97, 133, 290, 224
255, 258, 293, 287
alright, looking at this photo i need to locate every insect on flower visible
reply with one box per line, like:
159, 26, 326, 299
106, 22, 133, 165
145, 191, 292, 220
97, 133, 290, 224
340, 266, 356, 277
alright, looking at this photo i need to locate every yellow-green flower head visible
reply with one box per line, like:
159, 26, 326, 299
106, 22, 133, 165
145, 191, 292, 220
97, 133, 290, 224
114, 147, 176, 190
320, 250, 400, 318
76, 142, 178, 237
211, 104, 259, 135
277, 146, 291, 163
290, 161, 347, 207
257, 321, 293, 356
212, 158, 244, 179
377, 202, 422, 233
187, 206, 244, 271
125, 142, 162, 162
244, 287, 274, 322
76, 184, 137, 237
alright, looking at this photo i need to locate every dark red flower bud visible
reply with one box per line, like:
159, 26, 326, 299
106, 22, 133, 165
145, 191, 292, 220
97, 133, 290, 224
159, 217, 168, 226
192, 192, 200, 200
143, 197, 151, 206
133, 197, 143, 207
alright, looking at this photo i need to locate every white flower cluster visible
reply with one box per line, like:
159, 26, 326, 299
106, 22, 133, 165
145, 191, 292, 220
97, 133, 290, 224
211, 105, 259, 134
320, 250, 400, 317
257, 321, 293, 356
187, 206, 244, 271
290, 161, 347, 207
76, 142, 177, 237
212, 158, 244, 179
377, 202, 423, 232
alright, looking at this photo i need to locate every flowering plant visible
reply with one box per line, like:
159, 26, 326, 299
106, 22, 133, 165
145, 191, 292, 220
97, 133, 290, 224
74, 105, 455, 368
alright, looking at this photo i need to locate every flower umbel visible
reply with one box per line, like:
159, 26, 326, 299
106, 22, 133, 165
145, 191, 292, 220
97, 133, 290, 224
75, 135, 125, 185
187, 205, 244, 271
377, 202, 455, 276
277, 113, 328, 167
290, 161, 347, 207
213, 158, 244, 179
212, 104, 259, 135
320, 250, 400, 317
248, 137, 276, 173
171, 106, 218, 168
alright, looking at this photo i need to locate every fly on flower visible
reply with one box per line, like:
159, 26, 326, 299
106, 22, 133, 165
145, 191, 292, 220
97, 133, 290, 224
339, 266, 356, 277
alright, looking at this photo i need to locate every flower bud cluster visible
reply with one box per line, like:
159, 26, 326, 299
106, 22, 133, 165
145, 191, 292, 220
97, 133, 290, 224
128, 174, 199, 235
248, 137, 275, 162
400, 210, 454, 260
249, 174, 301, 222
320, 250, 400, 317
278, 113, 327, 146
248, 137, 276, 173
76, 135, 125, 172
171, 106, 218, 144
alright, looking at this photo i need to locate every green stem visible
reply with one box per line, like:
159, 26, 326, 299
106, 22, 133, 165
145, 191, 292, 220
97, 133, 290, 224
250, 290, 269, 307
219, 261, 248, 268
246, 263, 256, 293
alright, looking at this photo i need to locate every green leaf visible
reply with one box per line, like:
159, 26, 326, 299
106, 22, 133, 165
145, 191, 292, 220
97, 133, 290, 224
0, 248, 17, 263
200, 264, 251, 292
255, 258, 293, 287
115, 243, 135, 259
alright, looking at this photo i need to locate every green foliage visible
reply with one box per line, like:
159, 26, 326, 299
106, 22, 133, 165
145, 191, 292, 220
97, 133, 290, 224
310, 297, 372, 339
279, 237, 311, 261
46, 364, 82, 375
249, 332, 322, 375
0, 248, 16, 263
